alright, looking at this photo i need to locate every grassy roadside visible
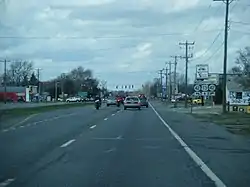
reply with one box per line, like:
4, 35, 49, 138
190, 112, 250, 136
0, 103, 91, 118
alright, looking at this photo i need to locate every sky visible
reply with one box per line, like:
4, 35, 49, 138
0, 0, 249, 90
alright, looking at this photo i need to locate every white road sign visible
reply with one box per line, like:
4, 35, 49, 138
208, 84, 216, 92
201, 84, 208, 92
193, 84, 216, 96
194, 85, 201, 92
196, 64, 209, 79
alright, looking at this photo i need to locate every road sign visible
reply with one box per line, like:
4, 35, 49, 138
194, 85, 201, 92
193, 84, 216, 96
208, 84, 216, 92
196, 64, 209, 79
201, 84, 208, 92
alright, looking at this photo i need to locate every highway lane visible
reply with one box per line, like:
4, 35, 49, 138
0, 104, 120, 184
6, 105, 216, 187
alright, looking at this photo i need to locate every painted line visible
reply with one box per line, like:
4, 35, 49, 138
90, 125, 96, 129
92, 137, 123, 140
111, 114, 115, 116
15, 114, 37, 127
149, 102, 227, 187
0, 178, 15, 187
60, 139, 75, 148
104, 148, 116, 153
116, 135, 122, 139
20, 126, 24, 128
104, 118, 108, 121
2, 129, 9, 133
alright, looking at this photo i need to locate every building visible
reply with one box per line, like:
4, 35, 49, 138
0, 85, 38, 102
226, 77, 250, 106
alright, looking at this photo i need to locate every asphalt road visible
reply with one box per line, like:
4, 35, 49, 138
0, 101, 249, 187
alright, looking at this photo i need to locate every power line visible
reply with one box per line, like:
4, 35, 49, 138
192, 29, 224, 61
230, 20, 250, 25
193, 3, 212, 32
0, 29, 225, 40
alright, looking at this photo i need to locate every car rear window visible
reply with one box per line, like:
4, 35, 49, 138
126, 97, 139, 101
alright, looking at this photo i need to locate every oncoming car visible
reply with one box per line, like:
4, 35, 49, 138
124, 96, 141, 110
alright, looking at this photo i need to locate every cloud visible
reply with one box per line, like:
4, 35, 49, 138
0, 0, 249, 90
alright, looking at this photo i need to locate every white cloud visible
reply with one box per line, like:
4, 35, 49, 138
0, 0, 249, 89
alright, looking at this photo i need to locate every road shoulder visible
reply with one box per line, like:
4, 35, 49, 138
150, 101, 250, 187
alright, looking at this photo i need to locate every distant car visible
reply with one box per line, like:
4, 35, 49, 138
139, 97, 149, 108
66, 97, 81, 102
124, 96, 141, 110
106, 97, 117, 106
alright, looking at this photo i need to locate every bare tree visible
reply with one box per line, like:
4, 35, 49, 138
6, 60, 33, 86
231, 46, 250, 89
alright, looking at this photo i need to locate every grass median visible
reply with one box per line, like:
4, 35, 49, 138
191, 112, 250, 136
0, 102, 91, 118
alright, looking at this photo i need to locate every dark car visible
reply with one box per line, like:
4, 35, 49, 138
139, 96, 149, 108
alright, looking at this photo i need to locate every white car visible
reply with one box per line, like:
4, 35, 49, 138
106, 97, 117, 106
124, 96, 141, 110
66, 97, 81, 102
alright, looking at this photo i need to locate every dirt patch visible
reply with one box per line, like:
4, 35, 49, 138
190, 112, 250, 136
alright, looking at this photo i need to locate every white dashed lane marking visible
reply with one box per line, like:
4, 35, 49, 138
90, 125, 96, 129
111, 114, 115, 116
104, 118, 108, 121
0, 178, 15, 187
60, 139, 76, 148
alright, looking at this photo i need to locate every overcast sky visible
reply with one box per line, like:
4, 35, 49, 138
0, 0, 249, 90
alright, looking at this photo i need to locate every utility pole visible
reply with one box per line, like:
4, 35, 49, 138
179, 41, 195, 108
168, 61, 172, 101
165, 67, 168, 102
213, 0, 232, 113
0, 59, 10, 104
55, 81, 58, 102
158, 69, 164, 100
4, 59, 7, 104
36, 68, 42, 96
170, 56, 181, 98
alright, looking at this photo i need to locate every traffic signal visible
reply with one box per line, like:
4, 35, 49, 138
132, 85, 134, 88
125, 85, 127, 89
116, 85, 118, 89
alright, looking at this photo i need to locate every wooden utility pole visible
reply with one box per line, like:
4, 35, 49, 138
4, 59, 7, 104
213, 0, 232, 113
170, 56, 181, 97
0, 59, 10, 104
168, 61, 172, 101
158, 69, 164, 100
179, 41, 195, 108
165, 67, 168, 101
36, 68, 42, 96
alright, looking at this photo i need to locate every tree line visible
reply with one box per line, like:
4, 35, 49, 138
0, 61, 101, 97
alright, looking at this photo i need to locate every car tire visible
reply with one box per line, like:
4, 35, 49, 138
107, 104, 109, 107
138, 107, 141, 110
124, 107, 127, 110
146, 105, 148, 108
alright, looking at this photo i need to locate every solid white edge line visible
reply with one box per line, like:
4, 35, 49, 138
90, 125, 96, 129
60, 139, 75, 148
149, 102, 227, 187
0, 178, 15, 187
